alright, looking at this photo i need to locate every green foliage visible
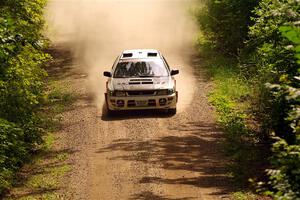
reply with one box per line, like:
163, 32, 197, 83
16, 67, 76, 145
0, 46, 49, 123
197, 0, 300, 197
0, 119, 26, 193
267, 139, 300, 199
3, 134, 72, 200
239, 0, 299, 197
241, 0, 299, 198
0, 0, 47, 43
262, 26, 300, 200
196, 0, 259, 55
280, 26, 300, 64
0, 0, 49, 194
232, 191, 257, 200
249, 0, 299, 47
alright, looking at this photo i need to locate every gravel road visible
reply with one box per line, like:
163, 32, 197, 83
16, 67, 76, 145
46, 0, 233, 199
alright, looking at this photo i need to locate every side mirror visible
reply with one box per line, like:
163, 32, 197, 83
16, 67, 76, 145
170, 69, 179, 76
103, 71, 112, 77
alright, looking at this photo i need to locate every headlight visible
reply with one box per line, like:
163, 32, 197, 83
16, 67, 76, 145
167, 89, 175, 95
108, 90, 126, 96
157, 89, 175, 95
115, 91, 126, 97
157, 89, 168, 95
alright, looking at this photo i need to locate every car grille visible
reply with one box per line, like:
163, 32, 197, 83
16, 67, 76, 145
126, 90, 156, 96
127, 99, 157, 107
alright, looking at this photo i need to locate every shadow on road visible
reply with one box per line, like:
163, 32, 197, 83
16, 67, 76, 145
130, 191, 195, 200
5, 148, 77, 199
96, 120, 233, 197
100, 104, 176, 121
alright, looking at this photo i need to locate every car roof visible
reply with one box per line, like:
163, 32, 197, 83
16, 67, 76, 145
120, 49, 161, 59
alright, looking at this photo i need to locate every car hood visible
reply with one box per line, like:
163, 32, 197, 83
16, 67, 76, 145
108, 77, 174, 91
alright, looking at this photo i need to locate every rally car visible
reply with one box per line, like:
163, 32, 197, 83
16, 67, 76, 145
103, 49, 179, 115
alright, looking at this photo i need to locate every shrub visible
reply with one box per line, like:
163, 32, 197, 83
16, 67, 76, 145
0, 0, 49, 194
196, 0, 259, 55
263, 26, 300, 200
248, 0, 300, 143
0, 119, 26, 193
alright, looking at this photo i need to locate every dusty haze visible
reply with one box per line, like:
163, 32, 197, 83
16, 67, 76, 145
42, 2, 233, 200
46, 0, 198, 112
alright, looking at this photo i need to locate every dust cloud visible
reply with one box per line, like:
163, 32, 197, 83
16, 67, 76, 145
46, 0, 198, 113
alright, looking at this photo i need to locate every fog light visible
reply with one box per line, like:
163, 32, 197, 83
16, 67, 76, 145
117, 100, 125, 107
127, 100, 135, 107
159, 98, 167, 105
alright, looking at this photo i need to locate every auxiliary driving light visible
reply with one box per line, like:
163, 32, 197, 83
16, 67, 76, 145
159, 98, 167, 106
116, 100, 125, 107
157, 89, 175, 96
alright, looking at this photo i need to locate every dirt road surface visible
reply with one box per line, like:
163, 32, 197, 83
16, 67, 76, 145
46, 0, 233, 199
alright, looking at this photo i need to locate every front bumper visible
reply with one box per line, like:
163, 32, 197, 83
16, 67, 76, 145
105, 92, 178, 111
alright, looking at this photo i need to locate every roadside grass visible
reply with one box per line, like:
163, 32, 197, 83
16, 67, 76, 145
39, 80, 78, 132
46, 81, 77, 112
196, 44, 267, 198
232, 191, 257, 200
4, 149, 71, 200
4, 80, 77, 200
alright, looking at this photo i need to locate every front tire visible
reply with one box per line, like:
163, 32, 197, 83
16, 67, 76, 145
105, 93, 116, 117
106, 106, 117, 117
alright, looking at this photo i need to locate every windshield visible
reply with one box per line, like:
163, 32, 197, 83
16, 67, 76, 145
113, 59, 169, 78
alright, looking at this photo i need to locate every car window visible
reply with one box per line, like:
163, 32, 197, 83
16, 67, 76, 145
113, 59, 169, 78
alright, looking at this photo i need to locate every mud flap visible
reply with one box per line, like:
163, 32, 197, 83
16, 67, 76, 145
105, 93, 111, 111
105, 93, 108, 105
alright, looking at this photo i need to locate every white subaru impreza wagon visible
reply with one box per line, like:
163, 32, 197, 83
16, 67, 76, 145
103, 49, 179, 115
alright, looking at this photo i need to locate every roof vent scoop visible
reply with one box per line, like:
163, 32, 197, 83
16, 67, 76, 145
122, 53, 133, 58
147, 52, 157, 57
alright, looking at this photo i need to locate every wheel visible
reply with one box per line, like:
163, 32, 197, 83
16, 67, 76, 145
168, 108, 177, 115
107, 108, 117, 117
106, 106, 117, 117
